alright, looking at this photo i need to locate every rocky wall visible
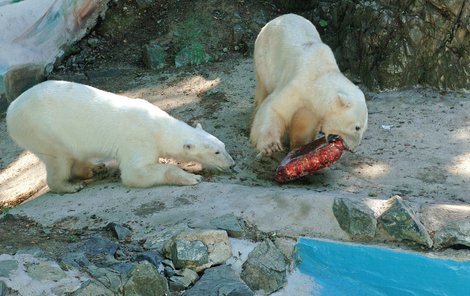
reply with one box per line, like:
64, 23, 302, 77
286, 0, 469, 90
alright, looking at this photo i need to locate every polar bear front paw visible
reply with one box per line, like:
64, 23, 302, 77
256, 140, 284, 158
177, 172, 203, 185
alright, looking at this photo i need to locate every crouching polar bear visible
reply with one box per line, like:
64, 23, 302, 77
251, 14, 368, 156
6, 80, 235, 193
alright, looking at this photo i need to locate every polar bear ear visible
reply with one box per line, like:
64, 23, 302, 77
196, 123, 204, 130
337, 92, 352, 108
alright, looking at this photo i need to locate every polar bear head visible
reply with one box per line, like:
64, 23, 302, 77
318, 76, 368, 152
182, 123, 235, 171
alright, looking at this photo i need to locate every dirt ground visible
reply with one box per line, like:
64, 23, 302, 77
0, 0, 469, 231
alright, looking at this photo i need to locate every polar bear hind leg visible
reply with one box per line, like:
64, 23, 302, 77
71, 161, 106, 179
289, 108, 321, 149
41, 154, 84, 193
121, 163, 202, 187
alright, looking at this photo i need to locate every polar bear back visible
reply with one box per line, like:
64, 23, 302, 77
254, 14, 338, 94
6, 80, 171, 160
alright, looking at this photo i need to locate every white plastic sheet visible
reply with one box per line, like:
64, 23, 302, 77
0, 0, 109, 94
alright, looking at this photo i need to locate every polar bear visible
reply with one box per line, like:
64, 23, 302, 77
6, 80, 235, 193
251, 14, 368, 156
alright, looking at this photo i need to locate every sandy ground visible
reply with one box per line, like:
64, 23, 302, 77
1, 57, 469, 295
1, 57, 468, 207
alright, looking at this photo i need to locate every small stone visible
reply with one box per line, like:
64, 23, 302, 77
87, 38, 100, 48
378, 195, 433, 248
434, 219, 470, 249
16, 247, 45, 257
232, 24, 245, 44
107, 222, 131, 241
241, 240, 287, 294
0, 260, 18, 277
136, 251, 164, 269
175, 43, 212, 68
136, 0, 154, 8
209, 214, 245, 238
170, 240, 209, 270
333, 198, 377, 240
185, 265, 254, 296
4, 63, 45, 102
27, 261, 67, 281
123, 261, 169, 296
143, 41, 166, 70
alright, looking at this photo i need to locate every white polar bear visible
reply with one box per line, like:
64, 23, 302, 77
251, 14, 368, 156
6, 80, 235, 193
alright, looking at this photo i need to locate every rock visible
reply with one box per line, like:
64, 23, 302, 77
136, 0, 155, 8
4, 63, 45, 102
185, 265, 254, 296
0, 260, 18, 277
314, 0, 470, 90
61, 252, 91, 270
123, 261, 169, 296
87, 38, 100, 48
143, 41, 166, 70
85, 265, 122, 293
73, 279, 114, 296
232, 24, 245, 44
377, 195, 433, 248
240, 240, 288, 294
434, 219, 470, 249
136, 251, 164, 269
168, 268, 199, 291
0, 281, 6, 296
27, 261, 67, 281
169, 240, 209, 270
209, 214, 245, 238
71, 236, 118, 259
175, 43, 212, 68
107, 222, 131, 241
164, 229, 232, 272
333, 198, 377, 240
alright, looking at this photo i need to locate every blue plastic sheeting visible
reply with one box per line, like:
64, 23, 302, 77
296, 238, 470, 296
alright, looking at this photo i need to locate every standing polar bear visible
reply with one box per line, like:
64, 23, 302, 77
7, 80, 235, 193
251, 14, 368, 156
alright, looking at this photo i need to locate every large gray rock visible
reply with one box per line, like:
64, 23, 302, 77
185, 265, 254, 296
169, 268, 199, 291
72, 280, 114, 296
377, 195, 433, 248
240, 240, 288, 294
333, 198, 377, 240
170, 240, 209, 270
0, 260, 18, 277
143, 41, 166, 70
26, 261, 67, 282
4, 64, 45, 102
123, 261, 169, 296
164, 229, 232, 272
209, 214, 246, 238
433, 219, 470, 249
85, 265, 122, 293
175, 43, 212, 68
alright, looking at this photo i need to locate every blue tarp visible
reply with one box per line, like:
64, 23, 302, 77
296, 238, 470, 296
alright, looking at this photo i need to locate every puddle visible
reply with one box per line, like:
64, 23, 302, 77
296, 238, 470, 295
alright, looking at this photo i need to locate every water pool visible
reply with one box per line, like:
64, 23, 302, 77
296, 238, 470, 296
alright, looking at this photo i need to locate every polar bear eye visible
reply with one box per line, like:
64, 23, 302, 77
215, 151, 220, 155
355, 126, 361, 131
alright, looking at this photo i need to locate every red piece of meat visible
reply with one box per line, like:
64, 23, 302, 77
275, 136, 346, 183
